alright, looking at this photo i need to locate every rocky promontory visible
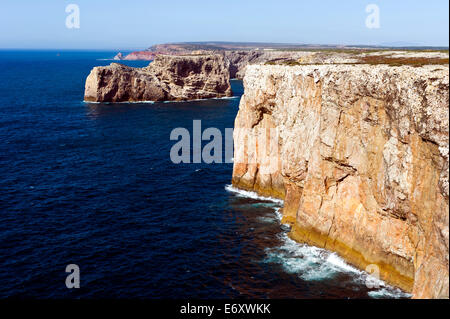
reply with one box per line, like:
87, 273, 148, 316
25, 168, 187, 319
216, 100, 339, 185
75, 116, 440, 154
232, 61, 449, 298
84, 54, 232, 102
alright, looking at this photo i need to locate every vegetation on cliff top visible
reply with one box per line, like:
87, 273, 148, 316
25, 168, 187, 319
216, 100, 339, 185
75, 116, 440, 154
265, 55, 449, 67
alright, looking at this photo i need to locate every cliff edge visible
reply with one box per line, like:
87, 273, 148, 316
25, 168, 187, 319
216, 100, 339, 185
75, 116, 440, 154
232, 63, 449, 298
84, 54, 232, 102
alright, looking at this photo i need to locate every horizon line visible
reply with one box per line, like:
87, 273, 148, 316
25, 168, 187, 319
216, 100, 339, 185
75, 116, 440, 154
0, 41, 449, 52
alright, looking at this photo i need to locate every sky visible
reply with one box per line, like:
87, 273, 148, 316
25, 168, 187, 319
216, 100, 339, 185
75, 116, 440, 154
0, 0, 448, 49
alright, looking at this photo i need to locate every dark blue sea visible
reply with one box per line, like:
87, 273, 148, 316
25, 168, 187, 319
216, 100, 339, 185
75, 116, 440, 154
0, 50, 408, 299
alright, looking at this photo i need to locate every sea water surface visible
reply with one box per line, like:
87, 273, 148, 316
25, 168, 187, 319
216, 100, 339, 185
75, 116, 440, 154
0, 50, 409, 298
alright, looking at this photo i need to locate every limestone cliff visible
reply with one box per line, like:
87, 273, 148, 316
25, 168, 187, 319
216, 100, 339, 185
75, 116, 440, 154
84, 54, 232, 102
232, 64, 449, 298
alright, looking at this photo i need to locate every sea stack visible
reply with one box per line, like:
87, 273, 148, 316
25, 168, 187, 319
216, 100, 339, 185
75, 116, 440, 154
232, 62, 449, 298
84, 54, 232, 102
113, 52, 124, 60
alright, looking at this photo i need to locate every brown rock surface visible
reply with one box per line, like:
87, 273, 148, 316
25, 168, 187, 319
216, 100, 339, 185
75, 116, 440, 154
223, 50, 315, 79
84, 54, 232, 102
232, 63, 449, 298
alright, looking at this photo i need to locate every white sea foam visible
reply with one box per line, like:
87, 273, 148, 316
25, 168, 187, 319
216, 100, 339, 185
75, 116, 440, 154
326, 253, 361, 275
264, 232, 411, 298
368, 288, 411, 299
265, 234, 342, 281
83, 100, 156, 104
225, 184, 410, 298
163, 96, 240, 103
224, 185, 284, 204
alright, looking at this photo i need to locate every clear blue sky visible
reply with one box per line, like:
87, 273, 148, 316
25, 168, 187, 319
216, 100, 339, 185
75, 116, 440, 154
0, 0, 448, 49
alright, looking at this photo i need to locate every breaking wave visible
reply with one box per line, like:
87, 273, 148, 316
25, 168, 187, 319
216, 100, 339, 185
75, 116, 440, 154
163, 96, 240, 103
225, 184, 284, 204
83, 96, 239, 105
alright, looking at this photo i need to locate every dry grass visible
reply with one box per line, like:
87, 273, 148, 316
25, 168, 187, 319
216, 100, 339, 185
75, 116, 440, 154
357, 55, 449, 67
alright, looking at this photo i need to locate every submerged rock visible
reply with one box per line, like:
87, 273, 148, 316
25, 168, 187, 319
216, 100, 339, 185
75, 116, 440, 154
84, 54, 232, 102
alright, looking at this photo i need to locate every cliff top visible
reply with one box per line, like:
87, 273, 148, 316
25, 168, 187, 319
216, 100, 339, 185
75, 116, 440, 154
246, 63, 449, 87
244, 63, 449, 162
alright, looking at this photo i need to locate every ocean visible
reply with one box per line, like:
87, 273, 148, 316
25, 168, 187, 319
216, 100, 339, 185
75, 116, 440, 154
0, 50, 409, 298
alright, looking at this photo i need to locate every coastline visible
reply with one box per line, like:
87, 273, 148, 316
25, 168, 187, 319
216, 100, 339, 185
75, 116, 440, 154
83, 95, 240, 105
231, 63, 449, 298
227, 183, 413, 296
229, 180, 415, 292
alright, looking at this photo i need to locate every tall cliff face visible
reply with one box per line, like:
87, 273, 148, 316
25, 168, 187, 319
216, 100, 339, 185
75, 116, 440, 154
232, 64, 449, 298
84, 54, 232, 102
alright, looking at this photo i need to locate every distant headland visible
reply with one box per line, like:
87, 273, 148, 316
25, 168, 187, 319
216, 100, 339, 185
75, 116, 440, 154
113, 41, 449, 62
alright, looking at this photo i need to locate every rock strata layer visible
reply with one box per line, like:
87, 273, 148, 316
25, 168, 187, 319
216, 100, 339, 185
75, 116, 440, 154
84, 54, 232, 102
232, 64, 449, 298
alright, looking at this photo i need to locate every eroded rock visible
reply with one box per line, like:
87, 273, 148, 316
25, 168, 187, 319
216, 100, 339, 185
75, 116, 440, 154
232, 63, 449, 298
84, 54, 232, 102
